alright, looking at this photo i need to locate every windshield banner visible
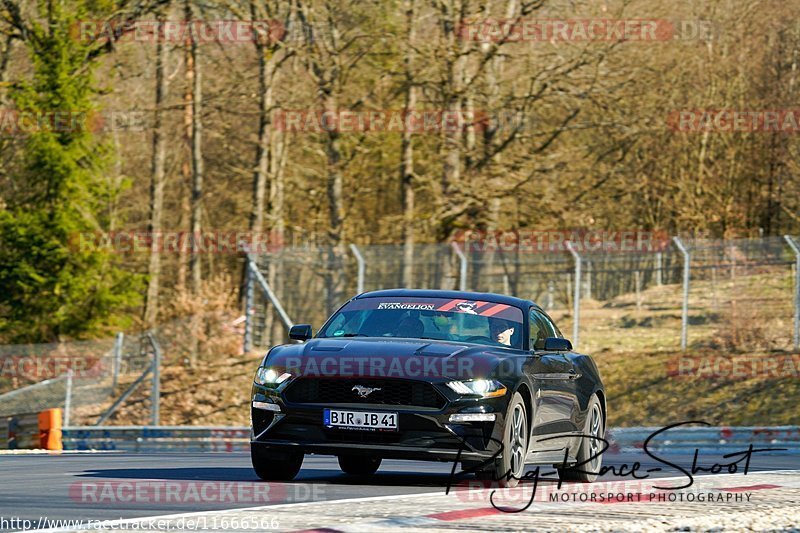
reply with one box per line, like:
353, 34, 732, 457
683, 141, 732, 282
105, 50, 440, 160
346, 297, 523, 322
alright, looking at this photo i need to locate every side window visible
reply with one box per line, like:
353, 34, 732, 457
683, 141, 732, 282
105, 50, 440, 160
529, 309, 548, 350
530, 308, 558, 350
538, 311, 559, 339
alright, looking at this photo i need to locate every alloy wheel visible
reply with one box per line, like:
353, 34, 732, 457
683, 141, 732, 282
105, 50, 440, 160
509, 403, 527, 478
588, 403, 603, 471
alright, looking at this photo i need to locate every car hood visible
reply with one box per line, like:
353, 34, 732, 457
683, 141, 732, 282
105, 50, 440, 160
262, 337, 519, 381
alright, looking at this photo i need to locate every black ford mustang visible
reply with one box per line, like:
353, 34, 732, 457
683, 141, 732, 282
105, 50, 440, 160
250, 289, 606, 486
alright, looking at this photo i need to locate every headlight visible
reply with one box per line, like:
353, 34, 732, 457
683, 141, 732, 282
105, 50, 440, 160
446, 379, 507, 398
254, 367, 292, 386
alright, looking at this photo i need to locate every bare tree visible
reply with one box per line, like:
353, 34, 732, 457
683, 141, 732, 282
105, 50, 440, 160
241, 0, 292, 285
296, 0, 365, 311
177, 28, 193, 292
187, 0, 204, 295
400, 0, 418, 287
143, 8, 171, 329
183, 0, 204, 365
248, 2, 272, 236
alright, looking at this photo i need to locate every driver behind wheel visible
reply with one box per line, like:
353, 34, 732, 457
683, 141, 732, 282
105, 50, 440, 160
490, 318, 515, 346
394, 316, 424, 338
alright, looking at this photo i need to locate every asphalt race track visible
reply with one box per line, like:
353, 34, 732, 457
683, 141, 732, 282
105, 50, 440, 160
0, 449, 798, 532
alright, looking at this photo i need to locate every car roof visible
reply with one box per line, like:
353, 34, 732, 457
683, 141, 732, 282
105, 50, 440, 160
355, 288, 536, 310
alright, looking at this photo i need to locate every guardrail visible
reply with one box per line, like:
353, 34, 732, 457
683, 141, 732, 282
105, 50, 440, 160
608, 426, 800, 455
53, 424, 800, 455
62, 426, 250, 453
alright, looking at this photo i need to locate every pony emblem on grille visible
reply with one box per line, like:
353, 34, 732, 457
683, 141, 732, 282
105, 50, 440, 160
352, 385, 381, 398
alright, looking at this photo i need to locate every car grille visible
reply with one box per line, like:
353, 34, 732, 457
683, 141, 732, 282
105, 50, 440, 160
283, 378, 447, 409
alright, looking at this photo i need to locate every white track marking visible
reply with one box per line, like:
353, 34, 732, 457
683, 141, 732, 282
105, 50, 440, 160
33, 471, 800, 532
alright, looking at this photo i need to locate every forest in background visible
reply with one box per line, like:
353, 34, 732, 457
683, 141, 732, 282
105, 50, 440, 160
0, 0, 799, 346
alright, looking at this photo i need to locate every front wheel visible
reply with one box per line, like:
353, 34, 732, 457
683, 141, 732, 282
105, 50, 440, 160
251, 445, 303, 481
477, 392, 528, 487
558, 395, 604, 482
338, 455, 382, 476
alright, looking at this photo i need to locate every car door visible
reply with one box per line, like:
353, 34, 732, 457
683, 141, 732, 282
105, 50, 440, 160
525, 307, 580, 452
537, 308, 582, 431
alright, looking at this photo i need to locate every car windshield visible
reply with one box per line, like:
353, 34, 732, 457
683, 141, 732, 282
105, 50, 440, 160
317, 296, 524, 349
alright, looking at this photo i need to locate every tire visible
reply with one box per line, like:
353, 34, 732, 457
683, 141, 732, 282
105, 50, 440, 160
251, 445, 303, 481
558, 394, 604, 483
478, 392, 528, 487
338, 455, 382, 476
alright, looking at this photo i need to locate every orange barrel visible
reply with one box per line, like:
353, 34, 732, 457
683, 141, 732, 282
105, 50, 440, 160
38, 408, 63, 450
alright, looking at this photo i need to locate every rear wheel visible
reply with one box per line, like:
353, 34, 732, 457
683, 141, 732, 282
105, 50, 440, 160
251, 445, 303, 481
338, 455, 382, 476
558, 395, 604, 482
477, 392, 527, 487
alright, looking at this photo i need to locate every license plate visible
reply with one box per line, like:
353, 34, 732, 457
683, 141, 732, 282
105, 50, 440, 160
323, 409, 398, 431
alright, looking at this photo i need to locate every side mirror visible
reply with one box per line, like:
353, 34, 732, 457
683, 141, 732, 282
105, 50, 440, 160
289, 324, 313, 341
543, 337, 572, 351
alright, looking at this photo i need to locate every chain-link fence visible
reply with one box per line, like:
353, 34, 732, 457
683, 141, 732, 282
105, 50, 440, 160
0, 309, 248, 431
2, 235, 796, 430
247, 236, 800, 355
0, 333, 157, 425
0, 338, 116, 420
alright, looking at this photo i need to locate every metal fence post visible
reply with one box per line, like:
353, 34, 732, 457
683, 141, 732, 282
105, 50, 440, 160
784, 235, 800, 350
585, 261, 592, 299
64, 369, 73, 427
148, 333, 161, 426
95, 365, 154, 426
248, 257, 295, 331
673, 236, 690, 351
112, 332, 123, 389
655, 252, 663, 285
634, 270, 642, 311
349, 244, 365, 294
451, 242, 468, 291
565, 241, 581, 347
243, 261, 254, 354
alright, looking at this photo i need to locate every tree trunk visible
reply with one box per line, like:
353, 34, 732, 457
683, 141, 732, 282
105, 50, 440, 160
239, 6, 274, 310
0, 35, 12, 105
249, 10, 273, 237
143, 14, 170, 329
189, 12, 204, 295
440, 1, 465, 200
323, 92, 345, 312
185, 0, 204, 366
266, 125, 288, 346
400, 0, 417, 288
270, 127, 288, 241
177, 25, 193, 292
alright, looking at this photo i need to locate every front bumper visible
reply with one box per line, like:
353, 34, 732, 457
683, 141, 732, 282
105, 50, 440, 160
251, 380, 509, 462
